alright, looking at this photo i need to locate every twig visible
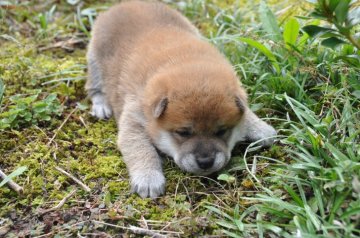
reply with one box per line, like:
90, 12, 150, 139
347, 34, 360, 51
129, 226, 167, 238
243, 139, 276, 196
37, 188, 77, 215
0, 5, 17, 10
0, 169, 23, 194
79, 116, 88, 129
92, 220, 183, 237
47, 108, 77, 146
55, 166, 91, 192
32, 221, 88, 238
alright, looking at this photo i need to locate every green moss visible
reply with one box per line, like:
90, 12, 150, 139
0, 1, 298, 236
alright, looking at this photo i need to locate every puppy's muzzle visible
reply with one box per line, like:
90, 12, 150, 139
196, 157, 215, 169
194, 150, 217, 169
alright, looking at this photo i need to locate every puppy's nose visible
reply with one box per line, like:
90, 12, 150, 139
196, 157, 214, 169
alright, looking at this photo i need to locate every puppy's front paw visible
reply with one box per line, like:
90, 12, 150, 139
249, 120, 277, 147
90, 94, 112, 119
91, 103, 112, 119
130, 170, 165, 198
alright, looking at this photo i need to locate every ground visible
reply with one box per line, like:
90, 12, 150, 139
0, 0, 359, 237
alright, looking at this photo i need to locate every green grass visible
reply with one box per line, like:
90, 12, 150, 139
0, 0, 359, 237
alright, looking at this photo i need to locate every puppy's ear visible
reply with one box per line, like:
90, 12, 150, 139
153, 97, 168, 118
235, 96, 246, 114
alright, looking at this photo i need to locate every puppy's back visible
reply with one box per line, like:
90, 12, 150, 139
89, 1, 198, 66
87, 1, 204, 118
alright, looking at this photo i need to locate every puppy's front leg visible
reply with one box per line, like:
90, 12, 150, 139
242, 108, 277, 146
117, 97, 165, 198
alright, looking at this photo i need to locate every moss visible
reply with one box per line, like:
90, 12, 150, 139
0, 1, 294, 236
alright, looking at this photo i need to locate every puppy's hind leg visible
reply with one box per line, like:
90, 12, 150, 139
85, 48, 112, 119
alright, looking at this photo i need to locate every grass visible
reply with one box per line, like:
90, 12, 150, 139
0, 0, 359, 237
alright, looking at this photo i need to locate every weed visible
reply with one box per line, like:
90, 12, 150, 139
0, 90, 62, 129
303, 0, 360, 50
0, 79, 4, 110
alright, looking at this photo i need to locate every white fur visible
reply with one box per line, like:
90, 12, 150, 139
212, 152, 228, 173
90, 94, 112, 119
156, 130, 179, 158
177, 154, 196, 172
228, 119, 249, 152
130, 169, 165, 198
228, 108, 277, 152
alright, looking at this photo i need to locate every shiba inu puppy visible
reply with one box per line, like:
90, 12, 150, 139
86, 0, 276, 198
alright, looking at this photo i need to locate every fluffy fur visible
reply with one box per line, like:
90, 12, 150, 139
86, 0, 276, 198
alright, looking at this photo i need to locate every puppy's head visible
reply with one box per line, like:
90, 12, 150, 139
143, 64, 247, 175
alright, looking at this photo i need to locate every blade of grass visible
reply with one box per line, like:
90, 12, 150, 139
329, 190, 351, 223
239, 37, 280, 73
0, 166, 27, 187
284, 185, 304, 207
259, 1, 282, 41
0, 79, 4, 109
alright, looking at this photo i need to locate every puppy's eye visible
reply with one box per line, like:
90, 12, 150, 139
215, 128, 228, 137
175, 129, 192, 137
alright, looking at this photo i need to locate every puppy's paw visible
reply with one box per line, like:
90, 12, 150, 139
130, 170, 165, 198
91, 103, 112, 119
248, 120, 277, 147
90, 94, 112, 119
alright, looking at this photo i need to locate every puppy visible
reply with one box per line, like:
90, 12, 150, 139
86, 0, 276, 198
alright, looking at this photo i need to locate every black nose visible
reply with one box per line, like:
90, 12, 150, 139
196, 158, 214, 169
